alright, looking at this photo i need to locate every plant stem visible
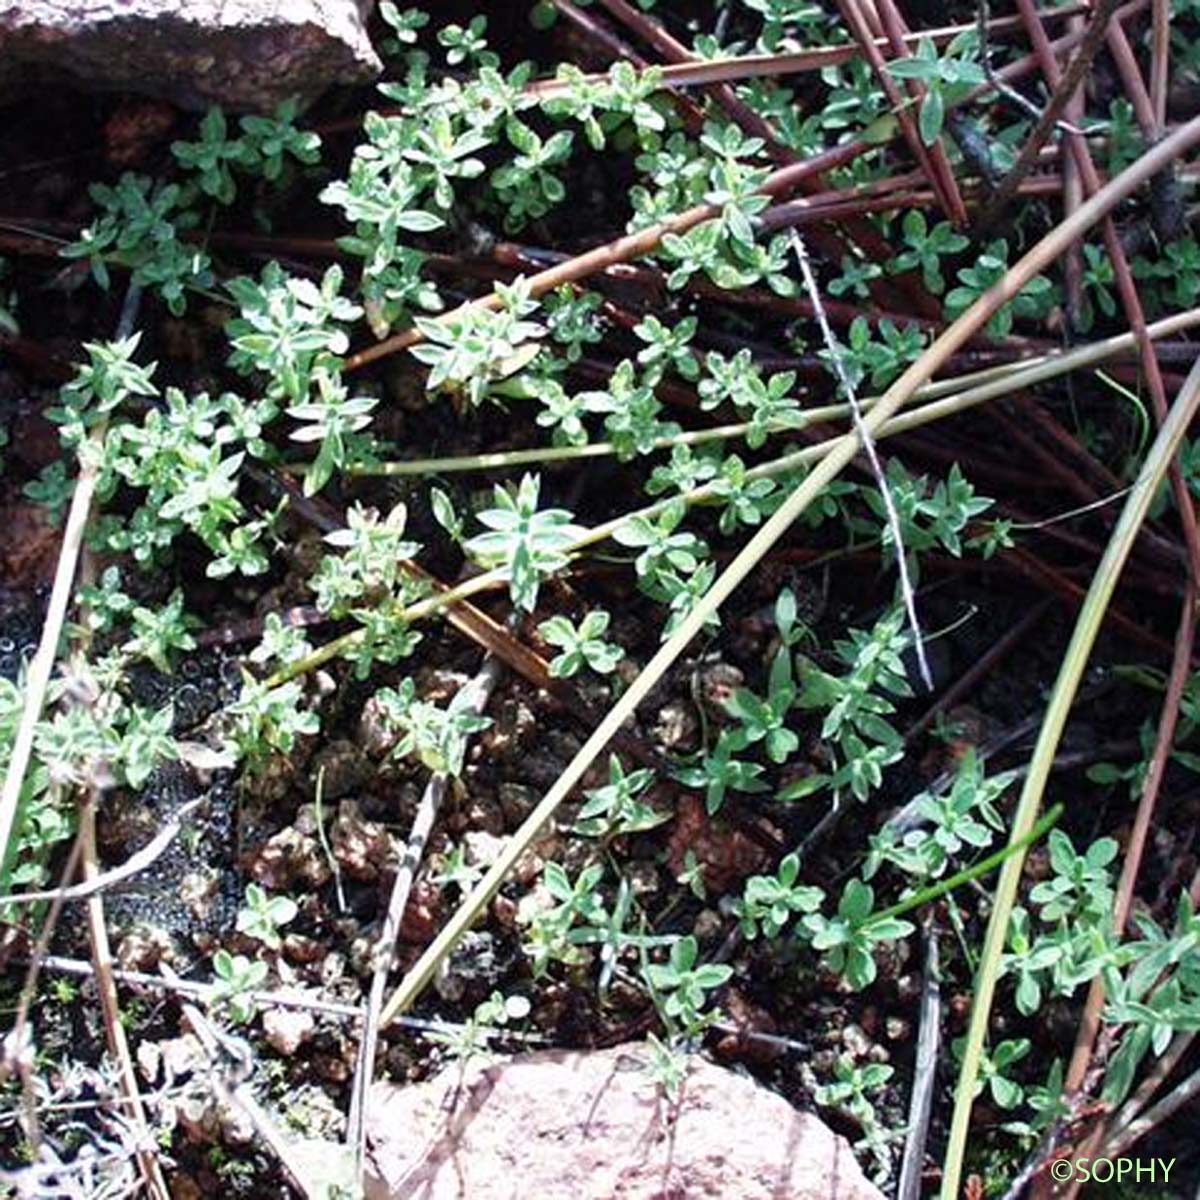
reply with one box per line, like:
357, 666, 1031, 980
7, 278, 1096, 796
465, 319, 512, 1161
872, 803, 1063, 925
0, 284, 143, 891
350, 308, 1200, 477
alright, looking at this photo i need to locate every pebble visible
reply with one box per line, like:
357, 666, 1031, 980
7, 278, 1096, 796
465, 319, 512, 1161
263, 1007, 316, 1056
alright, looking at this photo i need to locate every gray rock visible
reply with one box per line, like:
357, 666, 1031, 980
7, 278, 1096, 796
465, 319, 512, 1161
0, 1, 381, 112
365, 1042, 884, 1200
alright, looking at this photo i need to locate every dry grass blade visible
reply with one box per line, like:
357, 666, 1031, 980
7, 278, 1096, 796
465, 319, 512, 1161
1060, 581, 1195, 1100
941, 348, 1200, 1200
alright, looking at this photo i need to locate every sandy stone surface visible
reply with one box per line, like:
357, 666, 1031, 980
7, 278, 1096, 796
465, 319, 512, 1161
365, 1042, 885, 1200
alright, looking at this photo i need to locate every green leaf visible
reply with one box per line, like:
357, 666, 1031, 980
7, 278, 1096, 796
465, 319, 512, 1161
919, 87, 945, 145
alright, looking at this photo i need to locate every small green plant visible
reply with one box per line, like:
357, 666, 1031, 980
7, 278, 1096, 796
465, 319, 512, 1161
722, 650, 799, 766
538, 610, 624, 677
944, 240, 1055, 338
226, 261, 362, 403
62, 175, 211, 315
573, 755, 668, 839
887, 211, 968, 293
674, 732, 768, 815
464, 474, 583, 612
520, 860, 607, 976
813, 1055, 898, 1183
787, 606, 911, 803
491, 124, 574, 231
210, 949, 269, 1024
642, 935, 732, 1034
124, 589, 198, 673
735, 853, 824, 939
886, 34, 986, 145
426, 990, 531, 1064
815, 1054, 894, 1121
411, 278, 545, 407
802, 880, 914, 989
235, 882, 299, 950
374, 677, 491, 777
171, 99, 320, 204
1029, 830, 1118, 924
226, 677, 320, 771
954, 1036, 1031, 1108
1077, 243, 1117, 331
826, 317, 927, 391
378, 3, 429, 57
865, 750, 1010, 879
829, 253, 883, 300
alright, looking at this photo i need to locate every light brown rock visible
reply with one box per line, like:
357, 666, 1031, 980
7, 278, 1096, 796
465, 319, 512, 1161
365, 1043, 884, 1200
0, 1, 380, 113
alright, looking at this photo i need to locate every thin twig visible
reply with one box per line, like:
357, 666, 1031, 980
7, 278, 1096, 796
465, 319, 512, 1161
80, 797, 170, 1200
1014, 0, 1200, 583
975, 0, 1122, 232
897, 918, 941, 1200
2, 798, 204, 906
177, 993, 351, 1200
837, 0, 964, 227
789, 229, 933, 689
0, 830, 84, 1161
870, 0, 969, 226
1060, 581, 1196, 1098
35, 956, 363, 1018
346, 656, 504, 1173
1103, 1061, 1200, 1159
1150, 0, 1170, 131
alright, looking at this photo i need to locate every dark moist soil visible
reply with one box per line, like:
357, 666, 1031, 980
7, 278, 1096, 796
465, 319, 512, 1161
2, 2, 1200, 1196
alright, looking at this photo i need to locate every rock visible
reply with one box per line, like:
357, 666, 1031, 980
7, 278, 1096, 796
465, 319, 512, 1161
311, 739, 373, 802
397, 875, 442, 946
666, 794, 773, 893
365, 1043, 883, 1200
263, 1007, 315, 1057
651, 699, 698, 752
0, 503, 59, 590
0, 1, 380, 114
331, 799, 395, 882
246, 824, 331, 891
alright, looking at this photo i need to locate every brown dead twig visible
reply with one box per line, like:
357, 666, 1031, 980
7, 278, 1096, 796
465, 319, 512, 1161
975, 0, 1124, 232
80, 798, 170, 1200
858, 0, 969, 227
1014, 0, 1200, 588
